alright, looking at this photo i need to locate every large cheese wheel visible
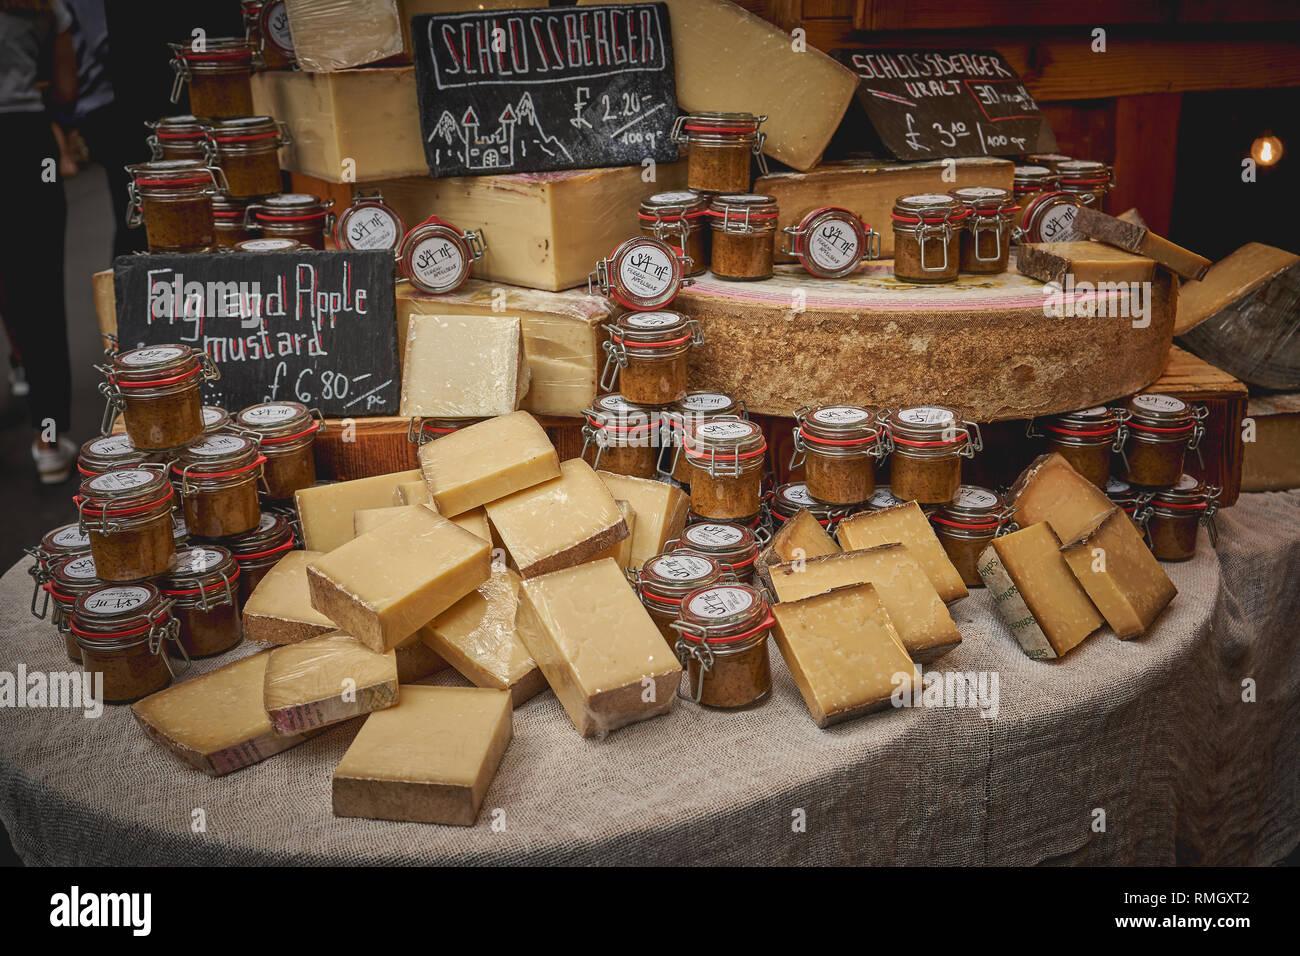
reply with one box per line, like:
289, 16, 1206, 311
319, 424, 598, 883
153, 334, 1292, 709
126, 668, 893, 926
679, 261, 1175, 421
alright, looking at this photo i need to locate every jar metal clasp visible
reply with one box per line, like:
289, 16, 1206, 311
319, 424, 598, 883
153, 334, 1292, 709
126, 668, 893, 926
167, 48, 190, 104
1202, 485, 1221, 548
1189, 403, 1210, 468
960, 421, 983, 458
971, 209, 1008, 263
24, 548, 51, 619
670, 622, 714, 704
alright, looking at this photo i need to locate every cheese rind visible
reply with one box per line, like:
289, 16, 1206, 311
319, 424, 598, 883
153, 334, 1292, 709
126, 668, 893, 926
242, 550, 337, 645
772, 583, 919, 729
595, 471, 689, 571
307, 506, 491, 651
766, 544, 961, 663
392, 636, 449, 683
1061, 510, 1177, 639
485, 459, 628, 578
1009, 453, 1117, 546
399, 314, 530, 418
1072, 205, 1211, 280
591, 499, 636, 570
1176, 242, 1300, 336
295, 469, 422, 552
332, 685, 513, 826
984, 522, 1104, 658
263, 633, 399, 734
421, 569, 546, 706
1015, 241, 1157, 286
516, 559, 680, 737
132, 654, 317, 776
837, 501, 968, 603
419, 411, 560, 517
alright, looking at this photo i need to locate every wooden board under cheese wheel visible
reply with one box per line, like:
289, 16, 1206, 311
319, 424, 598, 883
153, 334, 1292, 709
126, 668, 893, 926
678, 263, 1176, 422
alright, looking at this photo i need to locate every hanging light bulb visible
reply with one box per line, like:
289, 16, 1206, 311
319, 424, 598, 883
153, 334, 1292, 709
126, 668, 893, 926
1251, 132, 1283, 167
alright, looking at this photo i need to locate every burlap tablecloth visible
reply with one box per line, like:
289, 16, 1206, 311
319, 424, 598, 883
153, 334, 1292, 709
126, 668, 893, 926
2, 492, 1297, 866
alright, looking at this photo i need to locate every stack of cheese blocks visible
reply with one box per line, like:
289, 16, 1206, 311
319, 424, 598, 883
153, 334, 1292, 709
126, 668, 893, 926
131, 411, 695, 826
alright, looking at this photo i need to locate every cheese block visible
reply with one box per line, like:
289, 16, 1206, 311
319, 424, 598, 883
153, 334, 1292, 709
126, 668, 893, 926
1116, 208, 1147, 229
590, 499, 636, 569
396, 281, 610, 417
766, 545, 961, 663
1242, 392, 1300, 491
307, 506, 491, 651
516, 559, 680, 737
332, 685, 512, 826
392, 634, 449, 682
580, 0, 855, 171
132, 654, 317, 776
399, 314, 530, 418
354, 503, 492, 543
1015, 242, 1157, 286
1061, 510, 1177, 639
419, 411, 560, 517
421, 569, 546, 706
1175, 242, 1300, 336
980, 522, 1104, 659
677, 265, 1176, 420
755, 158, 1014, 260
295, 469, 422, 552
1071, 205, 1211, 280
485, 459, 628, 578
371, 161, 687, 291
92, 268, 116, 339
837, 501, 968, 603
771, 583, 919, 729
251, 68, 426, 181
394, 478, 430, 506
595, 471, 689, 571
242, 550, 337, 645
770, 509, 840, 563
263, 632, 399, 734
1009, 453, 1117, 546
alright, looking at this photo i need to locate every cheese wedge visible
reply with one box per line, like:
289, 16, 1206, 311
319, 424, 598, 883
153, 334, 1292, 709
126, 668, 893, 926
1061, 510, 1177, 639
419, 411, 560, 517
242, 550, 337, 645
263, 632, 398, 734
353, 503, 491, 543
295, 469, 422, 552
837, 501, 968, 602
771, 508, 841, 562
590, 499, 636, 570
595, 471, 689, 571
393, 478, 431, 506
1016, 241, 1157, 286
1009, 452, 1117, 546
399, 313, 530, 418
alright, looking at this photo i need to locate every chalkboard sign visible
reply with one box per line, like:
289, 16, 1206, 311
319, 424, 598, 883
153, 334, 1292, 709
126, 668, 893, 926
112, 250, 400, 417
411, 4, 679, 177
831, 49, 1055, 160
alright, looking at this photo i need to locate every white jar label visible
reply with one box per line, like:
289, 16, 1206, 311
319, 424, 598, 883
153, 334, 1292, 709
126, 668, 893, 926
651, 190, 697, 204
264, 1, 294, 53
617, 241, 675, 301
1035, 201, 1080, 242
1174, 474, 1199, 491
684, 523, 745, 547
201, 407, 225, 427
86, 585, 151, 612
1105, 477, 1131, 494
898, 406, 955, 426
805, 215, 861, 272
343, 205, 400, 251
868, 487, 905, 509
51, 526, 92, 548
412, 234, 467, 292
780, 484, 816, 508
241, 403, 299, 425
189, 433, 250, 457
1075, 405, 1110, 418
1132, 393, 1187, 414
955, 486, 999, 509
956, 186, 1004, 199
696, 420, 753, 441
906, 194, 953, 204
120, 346, 184, 366
255, 513, 277, 533
241, 238, 297, 251
625, 311, 680, 329
88, 469, 154, 492
680, 393, 732, 412
649, 553, 714, 582
88, 434, 135, 456
64, 555, 98, 579
687, 585, 755, 619
175, 548, 225, 573
812, 405, 872, 426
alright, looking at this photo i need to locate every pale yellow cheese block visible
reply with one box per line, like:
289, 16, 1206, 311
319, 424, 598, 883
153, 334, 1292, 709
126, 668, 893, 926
295, 469, 422, 552
837, 501, 968, 603
771, 508, 841, 563
352, 503, 491, 544
1015, 241, 1157, 286
419, 411, 560, 517
485, 459, 627, 578
1061, 510, 1177, 639
421, 569, 545, 706
595, 471, 689, 571
263, 632, 399, 734
516, 559, 680, 737
1175, 242, 1300, 336
766, 544, 961, 663
983, 522, 1104, 659
399, 314, 530, 418
394, 478, 430, 506
307, 506, 491, 651
772, 583, 919, 729
590, 500, 636, 569
1009, 453, 1117, 547
132, 654, 317, 776
332, 685, 513, 826
242, 550, 337, 645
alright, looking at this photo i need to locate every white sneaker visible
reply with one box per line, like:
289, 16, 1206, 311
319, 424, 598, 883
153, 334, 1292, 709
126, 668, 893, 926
32, 437, 77, 485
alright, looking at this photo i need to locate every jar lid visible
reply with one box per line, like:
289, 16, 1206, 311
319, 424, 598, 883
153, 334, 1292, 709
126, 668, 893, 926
1025, 153, 1073, 167
677, 391, 738, 415
236, 401, 315, 442
259, 0, 294, 55
50, 553, 101, 596
1056, 159, 1111, 184
865, 486, 908, 510
208, 115, 281, 144
676, 521, 758, 565
72, 582, 165, 633
78, 433, 145, 475
79, 467, 173, 510
680, 111, 764, 133
162, 545, 239, 594
1045, 405, 1121, 435
1016, 190, 1084, 243
111, 344, 199, 382
335, 195, 404, 251
641, 552, 723, 604
796, 405, 882, 447
708, 193, 779, 227
202, 405, 231, 431
677, 584, 770, 643
613, 310, 691, 347
933, 485, 1005, 527
786, 206, 873, 278
177, 432, 260, 471
1126, 393, 1192, 428
639, 190, 710, 221
39, 523, 93, 559
399, 217, 480, 295
950, 185, 1014, 212
886, 405, 969, 446
147, 115, 211, 140
1104, 476, 1141, 508
1013, 164, 1057, 185
598, 236, 686, 311
224, 512, 294, 556
769, 482, 851, 522
174, 37, 254, 63
235, 238, 307, 252
585, 393, 658, 431
1153, 473, 1210, 506
893, 193, 965, 219
683, 419, 766, 461
413, 417, 486, 443
251, 193, 332, 223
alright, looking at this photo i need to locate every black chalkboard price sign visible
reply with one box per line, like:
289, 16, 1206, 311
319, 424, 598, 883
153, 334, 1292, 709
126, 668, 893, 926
411, 4, 679, 177
112, 250, 400, 417
831, 49, 1056, 160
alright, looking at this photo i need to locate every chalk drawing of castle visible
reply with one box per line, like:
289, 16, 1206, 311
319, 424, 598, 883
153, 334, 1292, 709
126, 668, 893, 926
428, 92, 573, 171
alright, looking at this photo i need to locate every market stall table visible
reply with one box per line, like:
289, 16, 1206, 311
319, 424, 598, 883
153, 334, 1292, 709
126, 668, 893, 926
2, 492, 1297, 866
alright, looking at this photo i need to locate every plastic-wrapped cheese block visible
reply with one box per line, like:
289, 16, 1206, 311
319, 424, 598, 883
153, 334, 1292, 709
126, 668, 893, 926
399, 314, 530, 418
766, 544, 961, 663
397, 281, 611, 417
1061, 510, 1177, 639
307, 506, 491, 651
263, 632, 399, 734
580, 0, 855, 171
595, 471, 689, 571
837, 501, 968, 603
516, 559, 681, 737
393, 479, 430, 506
1009, 453, 1118, 547
421, 569, 546, 706
419, 411, 560, 517
295, 468, 422, 552
242, 550, 337, 645
352, 503, 491, 543
332, 685, 512, 826
978, 522, 1104, 659
590, 500, 636, 570
485, 460, 628, 578
132, 653, 318, 776
772, 583, 919, 728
